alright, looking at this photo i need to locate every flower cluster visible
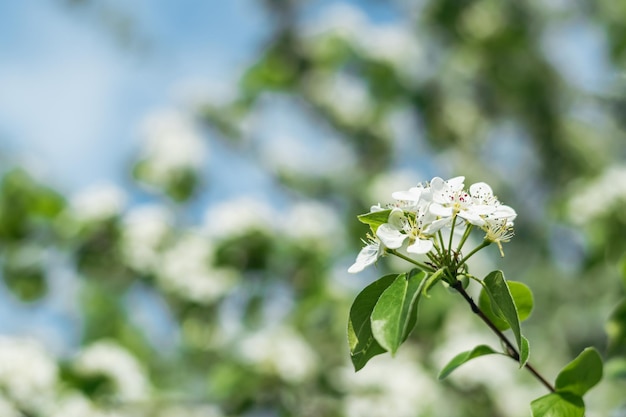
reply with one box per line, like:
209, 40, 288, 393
349, 176, 516, 273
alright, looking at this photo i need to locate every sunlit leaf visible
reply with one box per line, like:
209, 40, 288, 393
531, 393, 584, 417
371, 270, 427, 355
357, 209, 392, 233
555, 347, 603, 397
438, 345, 499, 380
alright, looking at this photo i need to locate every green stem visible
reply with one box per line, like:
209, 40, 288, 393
437, 230, 446, 257
447, 216, 457, 258
387, 250, 436, 272
451, 281, 556, 393
456, 224, 473, 254
456, 240, 491, 269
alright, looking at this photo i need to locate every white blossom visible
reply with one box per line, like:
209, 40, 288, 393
337, 353, 441, 417
305, 71, 373, 125
50, 393, 116, 417
470, 182, 517, 223
157, 233, 236, 304
70, 183, 126, 223
283, 201, 342, 249
430, 176, 494, 226
367, 170, 418, 204
120, 205, 172, 273
203, 197, 275, 240
348, 237, 384, 273
483, 218, 515, 257
351, 175, 518, 271
137, 108, 207, 185
567, 164, 626, 224
376, 207, 437, 254
0, 337, 58, 413
237, 326, 318, 383
74, 340, 150, 403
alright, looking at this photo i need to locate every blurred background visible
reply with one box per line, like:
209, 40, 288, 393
1, 0, 626, 416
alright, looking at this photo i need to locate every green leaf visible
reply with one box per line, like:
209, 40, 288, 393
437, 345, 499, 380
555, 347, 603, 397
357, 209, 392, 233
348, 274, 397, 371
520, 336, 530, 368
371, 270, 428, 355
478, 280, 534, 331
482, 271, 529, 367
531, 393, 585, 417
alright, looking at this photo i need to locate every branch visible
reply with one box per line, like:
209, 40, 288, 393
451, 281, 555, 393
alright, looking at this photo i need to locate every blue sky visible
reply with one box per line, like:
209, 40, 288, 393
0, 0, 270, 192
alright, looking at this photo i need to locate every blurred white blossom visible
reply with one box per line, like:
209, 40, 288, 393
157, 233, 236, 304
357, 25, 422, 80
435, 312, 544, 417
0, 337, 58, 413
204, 197, 275, 240
121, 205, 172, 273
337, 352, 442, 417
237, 326, 318, 383
70, 183, 126, 223
567, 164, 626, 224
283, 201, 343, 249
303, 3, 421, 82
367, 170, 420, 204
137, 108, 207, 185
74, 340, 150, 403
305, 71, 373, 125
50, 393, 121, 417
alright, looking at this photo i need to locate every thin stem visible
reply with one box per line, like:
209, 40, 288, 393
451, 281, 555, 393
447, 216, 456, 257
456, 240, 491, 269
432, 236, 444, 259
437, 230, 446, 259
388, 249, 435, 272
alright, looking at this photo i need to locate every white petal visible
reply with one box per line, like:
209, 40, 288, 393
426, 217, 451, 232
376, 224, 407, 249
348, 243, 381, 273
459, 210, 485, 226
407, 238, 434, 254
492, 205, 517, 220
387, 208, 407, 229
469, 182, 493, 199
472, 204, 496, 215
391, 187, 421, 201
429, 203, 453, 218
446, 176, 465, 190
430, 177, 445, 190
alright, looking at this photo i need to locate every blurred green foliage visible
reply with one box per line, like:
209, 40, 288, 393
1, 0, 626, 416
